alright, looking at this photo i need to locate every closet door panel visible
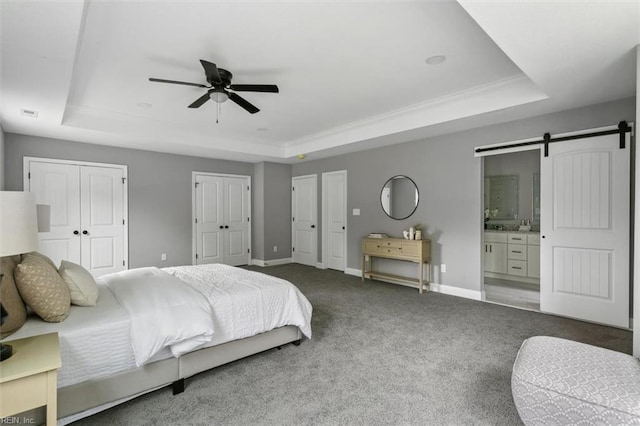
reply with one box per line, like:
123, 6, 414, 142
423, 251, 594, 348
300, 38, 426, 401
223, 176, 249, 266
195, 175, 224, 264
80, 166, 125, 276
28, 161, 81, 267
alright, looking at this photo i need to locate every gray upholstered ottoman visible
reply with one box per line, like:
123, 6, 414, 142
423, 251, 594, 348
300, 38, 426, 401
512, 336, 640, 425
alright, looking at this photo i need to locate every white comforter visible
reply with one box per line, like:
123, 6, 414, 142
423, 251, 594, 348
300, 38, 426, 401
102, 267, 215, 366
102, 264, 312, 366
163, 264, 313, 346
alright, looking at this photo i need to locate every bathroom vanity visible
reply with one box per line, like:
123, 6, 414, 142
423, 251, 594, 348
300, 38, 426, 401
484, 231, 540, 284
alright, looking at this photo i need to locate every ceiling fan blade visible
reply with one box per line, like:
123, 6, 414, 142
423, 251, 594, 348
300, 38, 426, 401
229, 84, 279, 93
149, 78, 207, 88
188, 92, 211, 108
229, 92, 259, 114
199, 60, 222, 84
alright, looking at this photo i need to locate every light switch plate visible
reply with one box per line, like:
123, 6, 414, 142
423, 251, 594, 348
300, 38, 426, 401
353, 208, 360, 216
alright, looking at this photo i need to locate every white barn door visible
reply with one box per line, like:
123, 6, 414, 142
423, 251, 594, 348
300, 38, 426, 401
292, 174, 317, 267
540, 133, 630, 328
323, 171, 346, 271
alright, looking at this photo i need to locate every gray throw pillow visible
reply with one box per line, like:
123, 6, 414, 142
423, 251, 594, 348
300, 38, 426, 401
59, 260, 99, 307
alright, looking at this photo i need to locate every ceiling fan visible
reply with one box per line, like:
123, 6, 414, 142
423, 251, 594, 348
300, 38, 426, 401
149, 60, 278, 114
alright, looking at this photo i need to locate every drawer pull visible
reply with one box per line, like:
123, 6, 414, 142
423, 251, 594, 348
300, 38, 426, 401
511, 266, 523, 270
512, 238, 522, 241
512, 250, 522, 254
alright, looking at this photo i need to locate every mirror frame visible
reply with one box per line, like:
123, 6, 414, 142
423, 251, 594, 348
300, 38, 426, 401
380, 175, 419, 220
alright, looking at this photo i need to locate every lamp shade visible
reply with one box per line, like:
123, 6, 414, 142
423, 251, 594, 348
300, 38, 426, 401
0, 191, 38, 257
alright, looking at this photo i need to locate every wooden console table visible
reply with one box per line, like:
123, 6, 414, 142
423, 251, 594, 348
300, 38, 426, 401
361, 237, 431, 293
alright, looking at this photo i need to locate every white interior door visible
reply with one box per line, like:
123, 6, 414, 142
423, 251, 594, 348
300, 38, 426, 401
323, 171, 346, 271
292, 174, 317, 267
28, 161, 81, 267
223, 176, 250, 266
195, 175, 224, 265
80, 166, 125, 276
540, 133, 630, 328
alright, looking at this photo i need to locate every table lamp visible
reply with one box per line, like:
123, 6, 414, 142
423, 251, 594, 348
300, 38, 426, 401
0, 191, 39, 361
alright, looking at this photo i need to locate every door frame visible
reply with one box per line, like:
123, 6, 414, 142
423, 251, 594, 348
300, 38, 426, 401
474, 123, 635, 328
291, 174, 318, 267
23, 156, 129, 269
191, 171, 252, 266
321, 170, 347, 271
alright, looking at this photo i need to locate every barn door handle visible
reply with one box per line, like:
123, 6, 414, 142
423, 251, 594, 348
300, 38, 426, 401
73, 230, 79, 235
82, 230, 89, 235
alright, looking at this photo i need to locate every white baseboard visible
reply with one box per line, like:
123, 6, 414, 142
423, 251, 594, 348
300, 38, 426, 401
429, 283, 483, 301
251, 258, 292, 267
347, 267, 481, 301
345, 267, 361, 277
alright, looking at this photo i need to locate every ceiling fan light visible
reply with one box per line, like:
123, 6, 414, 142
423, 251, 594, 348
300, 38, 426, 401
209, 90, 229, 103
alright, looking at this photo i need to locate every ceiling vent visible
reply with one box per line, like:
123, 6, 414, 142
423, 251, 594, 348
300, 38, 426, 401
20, 109, 38, 118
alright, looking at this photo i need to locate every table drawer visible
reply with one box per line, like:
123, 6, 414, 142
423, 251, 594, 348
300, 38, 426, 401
507, 260, 527, 277
527, 234, 540, 245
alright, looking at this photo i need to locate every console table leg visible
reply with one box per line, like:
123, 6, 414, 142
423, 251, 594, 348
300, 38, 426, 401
419, 262, 424, 294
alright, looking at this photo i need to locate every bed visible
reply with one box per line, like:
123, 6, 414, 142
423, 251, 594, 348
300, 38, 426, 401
0, 254, 312, 424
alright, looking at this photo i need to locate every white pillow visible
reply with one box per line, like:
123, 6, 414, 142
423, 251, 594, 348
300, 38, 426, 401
59, 261, 99, 306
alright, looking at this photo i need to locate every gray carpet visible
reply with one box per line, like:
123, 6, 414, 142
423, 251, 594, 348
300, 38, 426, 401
72, 264, 632, 425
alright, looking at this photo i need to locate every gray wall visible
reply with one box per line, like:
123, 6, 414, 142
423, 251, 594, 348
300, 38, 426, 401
292, 97, 636, 292
252, 162, 266, 260
262, 162, 292, 261
0, 125, 5, 190
4, 134, 255, 268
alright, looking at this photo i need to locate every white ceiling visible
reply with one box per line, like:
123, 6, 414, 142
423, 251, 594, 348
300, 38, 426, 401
1, 0, 638, 163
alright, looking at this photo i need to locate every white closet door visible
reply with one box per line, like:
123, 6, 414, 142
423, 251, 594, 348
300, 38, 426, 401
80, 166, 125, 276
540, 133, 630, 327
292, 175, 317, 267
323, 171, 346, 271
224, 176, 250, 266
29, 161, 81, 267
195, 175, 224, 265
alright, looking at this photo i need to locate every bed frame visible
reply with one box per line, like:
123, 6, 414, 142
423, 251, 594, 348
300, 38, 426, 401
24, 326, 301, 424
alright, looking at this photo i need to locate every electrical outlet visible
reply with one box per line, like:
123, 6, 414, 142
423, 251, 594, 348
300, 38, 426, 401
441, 264, 446, 273
273, 246, 278, 252
161, 253, 167, 261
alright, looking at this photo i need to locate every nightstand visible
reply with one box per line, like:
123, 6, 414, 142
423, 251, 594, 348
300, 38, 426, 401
0, 332, 61, 425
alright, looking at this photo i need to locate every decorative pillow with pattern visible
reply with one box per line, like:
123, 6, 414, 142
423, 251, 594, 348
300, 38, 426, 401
15, 253, 70, 322
59, 260, 99, 306
0, 255, 27, 336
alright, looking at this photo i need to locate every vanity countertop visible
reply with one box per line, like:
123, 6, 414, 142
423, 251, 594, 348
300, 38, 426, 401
484, 229, 540, 234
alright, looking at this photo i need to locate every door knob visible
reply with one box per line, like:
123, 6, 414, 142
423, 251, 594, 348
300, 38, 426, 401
225, 225, 229, 229
219, 226, 224, 229
82, 230, 89, 235
311, 225, 315, 228
73, 230, 79, 235
342, 226, 345, 230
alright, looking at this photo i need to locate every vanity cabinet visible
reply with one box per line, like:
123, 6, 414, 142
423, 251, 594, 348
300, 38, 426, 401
527, 234, 540, 278
484, 233, 507, 274
484, 231, 540, 283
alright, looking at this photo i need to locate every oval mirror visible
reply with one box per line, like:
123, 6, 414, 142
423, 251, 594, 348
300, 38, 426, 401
380, 175, 419, 220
